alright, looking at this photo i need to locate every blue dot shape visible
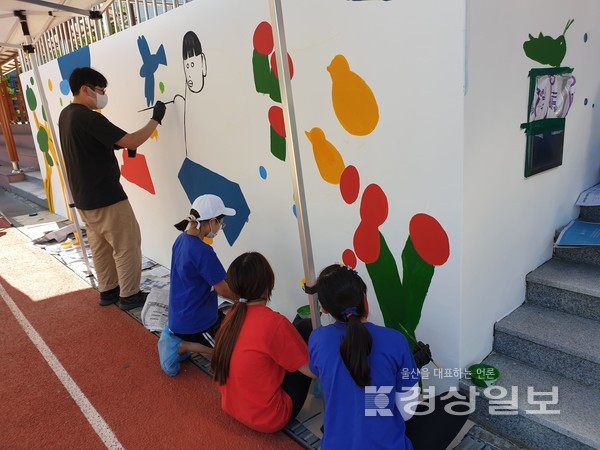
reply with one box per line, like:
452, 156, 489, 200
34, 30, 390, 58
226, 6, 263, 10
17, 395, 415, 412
259, 165, 267, 180
60, 79, 71, 96
584, 33, 588, 43
584, 98, 588, 106
292, 203, 297, 217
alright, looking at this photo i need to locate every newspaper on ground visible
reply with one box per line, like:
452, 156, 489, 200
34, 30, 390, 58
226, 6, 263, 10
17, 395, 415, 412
141, 287, 170, 332
576, 184, 600, 206
32, 223, 78, 244
555, 219, 600, 247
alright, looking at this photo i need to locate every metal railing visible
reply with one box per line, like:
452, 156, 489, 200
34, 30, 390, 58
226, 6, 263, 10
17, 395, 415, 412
19, 0, 193, 72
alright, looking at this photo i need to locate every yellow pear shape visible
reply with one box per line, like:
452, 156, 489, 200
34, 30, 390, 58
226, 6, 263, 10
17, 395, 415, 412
305, 127, 346, 184
328, 54, 379, 136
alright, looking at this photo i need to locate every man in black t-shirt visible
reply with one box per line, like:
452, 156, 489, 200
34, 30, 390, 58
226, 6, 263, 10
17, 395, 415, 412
58, 67, 166, 311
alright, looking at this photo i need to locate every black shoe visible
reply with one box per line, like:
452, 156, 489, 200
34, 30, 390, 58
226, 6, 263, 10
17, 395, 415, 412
99, 286, 120, 306
118, 291, 148, 311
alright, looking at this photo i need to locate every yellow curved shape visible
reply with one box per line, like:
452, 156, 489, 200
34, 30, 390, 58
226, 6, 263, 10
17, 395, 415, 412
305, 127, 346, 185
328, 54, 379, 136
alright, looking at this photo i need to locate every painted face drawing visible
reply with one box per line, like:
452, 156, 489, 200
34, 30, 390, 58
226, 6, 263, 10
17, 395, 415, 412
182, 31, 207, 94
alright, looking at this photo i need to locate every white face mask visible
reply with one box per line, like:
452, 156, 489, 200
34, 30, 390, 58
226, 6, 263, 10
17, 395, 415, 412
206, 219, 220, 239
95, 91, 108, 109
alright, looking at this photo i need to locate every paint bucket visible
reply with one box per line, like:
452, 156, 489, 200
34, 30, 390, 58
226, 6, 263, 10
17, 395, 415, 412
296, 304, 311, 319
468, 364, 500, 388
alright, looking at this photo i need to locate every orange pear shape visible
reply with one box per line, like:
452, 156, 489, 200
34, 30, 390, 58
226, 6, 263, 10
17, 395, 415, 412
305, 127, 346, 184
328, 54, 379, 136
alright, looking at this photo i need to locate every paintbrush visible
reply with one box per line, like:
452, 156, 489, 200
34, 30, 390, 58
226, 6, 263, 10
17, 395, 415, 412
137, 94, 185, 112
137, 99, 175, 113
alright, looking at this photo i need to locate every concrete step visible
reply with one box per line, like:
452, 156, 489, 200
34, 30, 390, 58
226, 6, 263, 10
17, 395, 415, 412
0, 148, 39, 167
0, 132, 37, 151
7, 179, 47, 209
554, 246, 600, 267
9, 123, 35, 136
494, 304, 600, 389
459, 353, 600, 450
454, 425, 524, 450
24, 170, 43, 183
0, 166, 26, 188
526, 258, 600, 322
579, 206, 600, 223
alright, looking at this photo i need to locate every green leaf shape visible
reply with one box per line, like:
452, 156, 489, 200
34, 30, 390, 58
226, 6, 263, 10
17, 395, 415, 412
45, 152, 54, 166
26, 86, 37, 111
366, 232, 403, 330
399, 236, 434, 342
366, 233, 435, 349
270, 126, 286, 161
37, 127, 49, 152
159, 81, 165, 94
253, 51, 273, 95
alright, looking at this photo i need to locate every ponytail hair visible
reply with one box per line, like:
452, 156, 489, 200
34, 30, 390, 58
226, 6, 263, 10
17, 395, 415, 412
316, 264, 372, 387
174, 208, 199, 231
211, 252, 275, 385
212, 301, 248, 385
174, 209, 224, 232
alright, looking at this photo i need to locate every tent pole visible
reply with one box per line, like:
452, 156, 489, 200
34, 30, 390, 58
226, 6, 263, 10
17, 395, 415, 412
269, 0, 321, 328
17, 11, 97, 288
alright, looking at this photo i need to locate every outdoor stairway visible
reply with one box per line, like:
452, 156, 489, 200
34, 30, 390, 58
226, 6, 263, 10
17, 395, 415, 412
459, 205, 600, 450
0, 123, 47, 208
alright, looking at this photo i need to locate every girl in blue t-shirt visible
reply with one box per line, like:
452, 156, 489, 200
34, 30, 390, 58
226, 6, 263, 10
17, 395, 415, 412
308, 264, 421, 450
158, 194, 237, 377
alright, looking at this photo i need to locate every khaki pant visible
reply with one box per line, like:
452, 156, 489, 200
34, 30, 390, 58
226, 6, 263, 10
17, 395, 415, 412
79, 199, 142, 298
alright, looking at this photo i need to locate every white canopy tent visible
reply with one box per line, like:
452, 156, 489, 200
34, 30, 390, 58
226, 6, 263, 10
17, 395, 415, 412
0, 1, 110, 70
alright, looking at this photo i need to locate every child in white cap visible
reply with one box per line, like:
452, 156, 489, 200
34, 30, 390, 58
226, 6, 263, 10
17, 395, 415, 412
158, 194, 237, 376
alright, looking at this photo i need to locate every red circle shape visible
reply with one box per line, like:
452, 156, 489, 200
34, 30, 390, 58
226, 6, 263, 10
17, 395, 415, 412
353, 222, 381, 264
268, 106, 286, 137
409, 213, 450, 266
340, 165, 360, 204
253, 22, 274, 56
342, 249, 357, 269
270, 53, 294, 79
360, 184, 388, 226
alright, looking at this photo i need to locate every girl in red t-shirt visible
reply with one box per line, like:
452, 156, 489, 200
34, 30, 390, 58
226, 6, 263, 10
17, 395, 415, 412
211, 252, 315, 433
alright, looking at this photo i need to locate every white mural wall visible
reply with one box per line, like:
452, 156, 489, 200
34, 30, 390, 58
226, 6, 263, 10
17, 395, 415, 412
37, 0, 600, 393
463, 0, 600, 368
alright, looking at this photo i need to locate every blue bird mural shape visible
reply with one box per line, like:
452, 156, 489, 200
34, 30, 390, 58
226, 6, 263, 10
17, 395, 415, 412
138, 35, 168, 107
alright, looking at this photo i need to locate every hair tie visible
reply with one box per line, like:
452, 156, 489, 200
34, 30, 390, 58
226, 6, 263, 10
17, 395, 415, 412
340, 306, 359, 322
335, 262, 358, 275
184, 214, 202, 230
238, 298, 248, 303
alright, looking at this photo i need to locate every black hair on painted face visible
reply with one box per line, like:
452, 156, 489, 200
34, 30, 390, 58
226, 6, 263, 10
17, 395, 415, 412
182, 31, 203, 59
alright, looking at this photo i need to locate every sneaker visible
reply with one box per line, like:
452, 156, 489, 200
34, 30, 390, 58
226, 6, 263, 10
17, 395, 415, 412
118, 291, 148, 311
99, 286, 120, 306
158, 325, 182, 377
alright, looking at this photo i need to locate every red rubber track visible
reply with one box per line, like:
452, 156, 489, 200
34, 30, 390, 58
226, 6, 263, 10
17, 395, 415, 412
0, 220, 300, 449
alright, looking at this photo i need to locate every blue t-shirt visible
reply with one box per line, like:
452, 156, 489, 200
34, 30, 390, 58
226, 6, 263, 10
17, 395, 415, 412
168, 232, 226, 334
309, 322, 420, 450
